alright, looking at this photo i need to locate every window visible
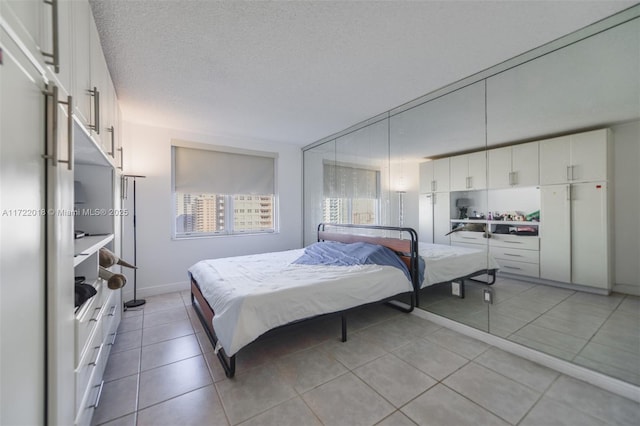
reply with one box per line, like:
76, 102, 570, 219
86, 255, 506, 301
173, 144, 277, 237
322, 162, 380, 225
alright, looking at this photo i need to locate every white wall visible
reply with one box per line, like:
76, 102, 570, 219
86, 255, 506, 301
120, 122, 303, 298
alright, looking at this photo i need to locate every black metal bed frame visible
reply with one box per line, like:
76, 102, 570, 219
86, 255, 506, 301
416, 268, 497, 306
191, 223, 420, 378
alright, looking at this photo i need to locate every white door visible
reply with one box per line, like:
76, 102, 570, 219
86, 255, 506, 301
571, 182, 609, 289
44, 89, 76, 426
419, 193, 434, 244
540, 135, 571, 185
488, 146, 512, 188
72, 0, 92, 128
449, 154, 469, 191
467, 151, 487, 190
0, 29, 47, 426
570, 129, 608, 182
433, 192, 451, 245
433, 158, 450, 192
540, 185, 571, 282
512, 141, 539, 187
419, 161, 434, 193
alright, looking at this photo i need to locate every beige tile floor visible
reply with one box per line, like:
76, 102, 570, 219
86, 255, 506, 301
419, 276, 640, 386
92, 290, 639, 426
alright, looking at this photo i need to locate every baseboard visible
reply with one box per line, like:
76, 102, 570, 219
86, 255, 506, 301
122, 280, 190, 301
411, 309, 640, 403
499, 272, 610, 295
613, 283, 640, 296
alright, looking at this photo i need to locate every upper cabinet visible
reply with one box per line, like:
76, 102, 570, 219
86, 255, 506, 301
450, 151, 486, 191
72, 0, 92, 130
419, 158, 450, 193
2, 0, 120, 167
539, 129, 610, 185
488, 141, 539, 188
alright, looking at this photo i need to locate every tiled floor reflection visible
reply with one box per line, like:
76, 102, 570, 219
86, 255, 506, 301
93, 290, 639, 425
419, 276, 640, 386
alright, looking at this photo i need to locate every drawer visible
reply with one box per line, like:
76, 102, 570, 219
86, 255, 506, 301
490, 246, 539, 264
102, 290, 121, 342
75, 284, 106, 365
489, 234, 539, 250
497, 258, 540, 278
75, 341, 104, 413
450, 231, 488, 244
451, 241, 488, 251
74, 350, 108, 426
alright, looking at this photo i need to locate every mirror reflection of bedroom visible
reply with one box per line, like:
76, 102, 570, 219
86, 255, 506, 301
304, 15, 640, 387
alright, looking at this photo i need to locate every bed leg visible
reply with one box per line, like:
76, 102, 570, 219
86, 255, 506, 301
341, 315, 347, 342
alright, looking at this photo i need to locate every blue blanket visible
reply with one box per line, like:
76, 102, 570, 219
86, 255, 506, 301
294, 241, 419, 284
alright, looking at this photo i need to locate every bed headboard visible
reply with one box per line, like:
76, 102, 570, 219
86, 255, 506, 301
316, 223, 419, 292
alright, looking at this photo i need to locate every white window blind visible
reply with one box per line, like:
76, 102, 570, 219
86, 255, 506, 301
323, 162, 380, 199
174, 146, 275, 195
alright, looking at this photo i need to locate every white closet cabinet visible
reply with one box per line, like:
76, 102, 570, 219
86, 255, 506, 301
488, 141, 539, 188
419, 192, 451, 245
450, 151, 486, 191
540, 182, 611, 290
539, 129, 610, 185
419, 159, 451, 245
0, 28, 48, 426
420, 158, 450, 192
72, 0, 92, 130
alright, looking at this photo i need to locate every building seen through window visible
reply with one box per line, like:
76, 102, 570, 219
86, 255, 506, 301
176, 193, 274, 234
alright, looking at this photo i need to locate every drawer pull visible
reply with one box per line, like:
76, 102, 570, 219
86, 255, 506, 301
107, 305, 117, 317
502, 241, 522, 244
108, 332, 117, 346
88, 381, 105, 409
88, 306, 101, 322
504, 253, 523, 257
87, 345, 102, 367
503, 265, 522, 270
462, 236, 478, 240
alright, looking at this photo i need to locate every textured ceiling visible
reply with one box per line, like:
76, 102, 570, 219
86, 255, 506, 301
89, 0, 636, 146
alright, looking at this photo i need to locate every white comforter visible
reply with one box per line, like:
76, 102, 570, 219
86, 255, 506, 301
419, 243, 499, 288
188, 248, 412, 356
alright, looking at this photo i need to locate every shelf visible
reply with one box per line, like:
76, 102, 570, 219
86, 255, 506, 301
451, 219, 539, 226
73, 234, 114, 267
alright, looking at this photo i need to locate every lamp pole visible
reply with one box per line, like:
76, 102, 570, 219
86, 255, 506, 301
123, 174, 145, 308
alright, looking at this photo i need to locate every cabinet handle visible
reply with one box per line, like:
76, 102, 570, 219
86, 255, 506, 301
107, 126, 115, 156
87, 344, 102, 367
504, 253, 523, 257
42, 87, 73, 170
502, 241, 522, 244
431, 180, 436, 192
88, 381, 105, 409
462, 236, 477, 240
42, 0, 60, 73
88, 306, 101, 322
88, 87, 100, 134
503, 265, 522, 270
466, 176, 471, 188
566, 165, 574, 181
107, 305, 116, 317
566, 185, 571, 201
117, 147, 123, 170
108, 332, 117, 346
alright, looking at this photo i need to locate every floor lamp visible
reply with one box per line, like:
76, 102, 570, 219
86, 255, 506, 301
123, 174, 146, 308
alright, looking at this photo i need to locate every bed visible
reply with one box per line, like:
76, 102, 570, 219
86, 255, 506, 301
189, 224, 420, 378
417, 242, 499, 304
